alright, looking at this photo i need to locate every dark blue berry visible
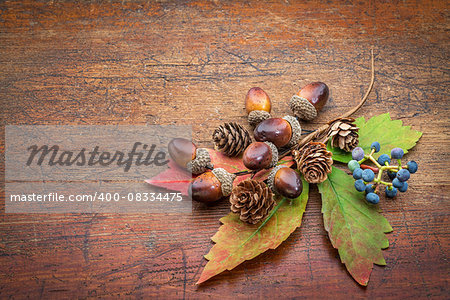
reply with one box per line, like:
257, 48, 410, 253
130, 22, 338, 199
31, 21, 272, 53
371, 141, 381, 153
348, 160, 360, 172
365, 184, 375, 194
407, 161, 418, 173
352, 147, 365, 161
398, 182, 408, 192
366, 192, 380, 204
353, 168, 363, 180
387, 170, 397, 180
391, 148, 404, 159
355, 179, 366, 192
362, 169, 375, 182
392, 178, 405, 188
385, 186, 398, 198
377, 154, 391, 166
397, 169, 410, 182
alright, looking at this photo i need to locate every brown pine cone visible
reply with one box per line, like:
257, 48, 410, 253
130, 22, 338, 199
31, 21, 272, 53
293, 142, 333, 184
230, 179, 275, 224
327, 117, 359, 152
212, 122, 252, 157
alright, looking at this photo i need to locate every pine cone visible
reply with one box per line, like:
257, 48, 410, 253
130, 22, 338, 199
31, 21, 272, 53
327, 117, 359, 152
230, 179, 275, 224
212, 122, 252, 157
293, 142, 333, 184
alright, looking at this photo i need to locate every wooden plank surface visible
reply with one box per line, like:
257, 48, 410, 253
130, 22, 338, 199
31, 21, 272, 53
0, 0, 449, 298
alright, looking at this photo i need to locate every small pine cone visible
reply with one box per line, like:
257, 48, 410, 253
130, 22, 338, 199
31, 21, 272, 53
248, 110, 271, 127
213, 122, 252, 157
293, 142, 333, 184
327, 117, 359, 152
230, 179, 275, 224
289, 95, 317, 121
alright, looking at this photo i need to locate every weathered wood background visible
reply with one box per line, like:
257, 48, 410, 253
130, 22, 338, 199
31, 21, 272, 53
1, 0, 449, 298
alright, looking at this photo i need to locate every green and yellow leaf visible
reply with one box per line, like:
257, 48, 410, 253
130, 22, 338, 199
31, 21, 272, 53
318, 167, 393, 286
197, 177, 309, 284
329, 113, 422, 163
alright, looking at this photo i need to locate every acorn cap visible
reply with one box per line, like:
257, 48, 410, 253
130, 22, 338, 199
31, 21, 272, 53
187, 148, 213, 175
264, 141, 279, 168
289, 95, 317, 121
212, 168, 236, 196
267, 165, 286, 194
282, 115, 302, 148
248, 110, 271, 127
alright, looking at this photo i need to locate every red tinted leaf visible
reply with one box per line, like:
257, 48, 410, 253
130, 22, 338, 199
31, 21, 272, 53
145, 160, 192, 196
197, 177, 309, 284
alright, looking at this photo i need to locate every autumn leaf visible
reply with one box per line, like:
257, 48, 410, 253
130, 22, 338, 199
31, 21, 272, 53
146, 149, 293, 195
197, 176, 309, 284
318, 166, 392, 286
145, 159, 192, 195
328, 113, 422, 163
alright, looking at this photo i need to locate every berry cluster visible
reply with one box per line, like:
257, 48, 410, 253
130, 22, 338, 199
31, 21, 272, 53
348, 142, 418, 204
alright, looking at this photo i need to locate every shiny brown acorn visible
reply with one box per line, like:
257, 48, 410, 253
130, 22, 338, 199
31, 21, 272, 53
242, 141, 278, 170
189, 171, 222, 203
189, 168, 235, 203
272, 167, 303, 199
297, 82, 329, 112
253, 118, 292, 148
168, 138, 196, 168
245, 87, 271, 114
242, 142, 273, 170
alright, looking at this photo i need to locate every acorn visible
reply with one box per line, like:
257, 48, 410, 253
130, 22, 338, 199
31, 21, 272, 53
268, 166, 303, 199
168, 138, 196, 168
189, 168, 236, 203
245, 87, 271, 114
289, 82, 330, 121
245, 87, 272, 127
168, 138, 212, 174
242, 141, 278, 170
253, 116, 301, 148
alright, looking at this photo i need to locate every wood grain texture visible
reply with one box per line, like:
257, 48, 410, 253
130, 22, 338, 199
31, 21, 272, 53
0, 0, 449, 298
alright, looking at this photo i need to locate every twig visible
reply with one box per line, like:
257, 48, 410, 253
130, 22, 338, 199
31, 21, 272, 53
341, 49, 375, 118
294, 49, 375, 150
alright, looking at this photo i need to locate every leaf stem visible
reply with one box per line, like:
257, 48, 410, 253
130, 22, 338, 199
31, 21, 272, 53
233, 170, 256, 176
243, 198, 287, 243
301, 129, 316, 135
360, 164, 379, 172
